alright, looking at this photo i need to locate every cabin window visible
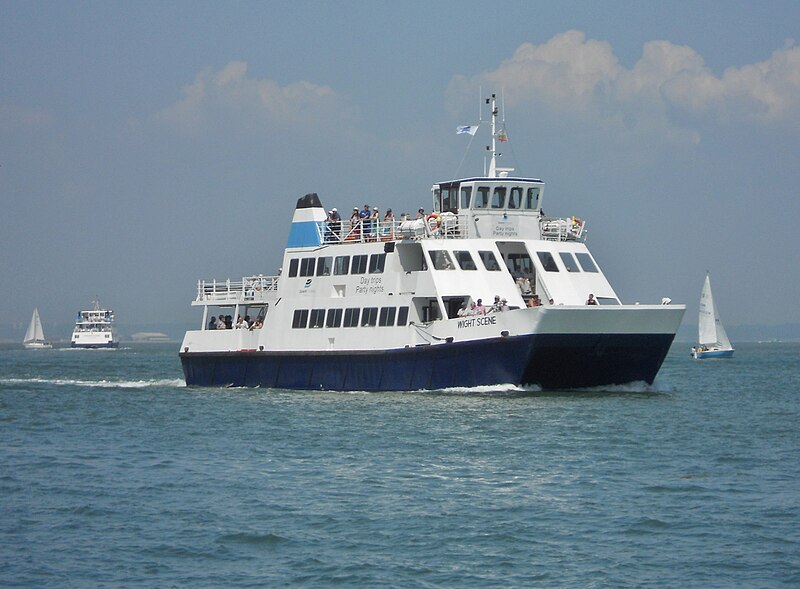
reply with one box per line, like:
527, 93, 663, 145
537, 251, 559, 272
309, 309, 325, 328
379, 307, 396, 326
454, 250, 477, 270
474, 186, 490, 208
506, 253, 534, 276
361, 307, 378, 327
292, 309, 309, 328
343, 308, 360, 327
368, 253, 386, 274
316, 257, 332, 276
559, 252, 580, 272
524, 187, 540, 209
397, 306, 409, 326
478, 250, 502, 271
597, 297, 620, 305
351, 255, 368, 274
334, 255, 350, 275
576, 252, 599, 273
299, 258, 316, 277
460, 186, 472, 209
429, 250, 455, 270
491, 186, 506, 208
326, 308, 343, 328
288, 258, 299, 278
508, 187, 522, 209
441, 187, 454, 213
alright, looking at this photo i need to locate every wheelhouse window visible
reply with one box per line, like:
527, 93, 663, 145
508, 187, 522, 209
460, 186, 472, 209
441, 186, 455, 213
299, 258, 316, 277
429, 250, 455, 270
326, 308, 343, 328
474, 186, 490, 209
524, 187, 540, 209
537, 251, 559, 272
351, 255, 368, 274
379, 307, 396, 326
454, 250, 477, 270
479, 250, 502, 271
506, 253, 534, 276
491, 186, 506, 209
361, 307, 378, 327
309, 309, 325, 328
292, 309, 309, 328
334, 255, 350, 275
343, 308, 360, 327
316, 257, 332, 276
288, 258, 299, 278
576, 252, 599, 273
368, 253, 386, 274
397, 306, 409, 326
559, 252, 580, 272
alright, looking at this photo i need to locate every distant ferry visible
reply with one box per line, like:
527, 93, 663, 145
180, 94, 685, 390
71, 299, 118, 348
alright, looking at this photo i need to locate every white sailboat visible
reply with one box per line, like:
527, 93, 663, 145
23, 308, 53, 349
692, 273, 734, 359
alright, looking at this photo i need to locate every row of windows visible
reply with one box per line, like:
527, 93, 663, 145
438, 185, 541, 212
292, 306, 410, 329
429, 249, 501, 271
536, 251, 598, 273
289, 253, 386, 278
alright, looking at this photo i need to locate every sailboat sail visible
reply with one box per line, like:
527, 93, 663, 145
697, 274, 732, 349
23, 308, 52, 348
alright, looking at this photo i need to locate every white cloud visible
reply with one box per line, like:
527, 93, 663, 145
450, 31, 800, 134
155, 61, 355, 133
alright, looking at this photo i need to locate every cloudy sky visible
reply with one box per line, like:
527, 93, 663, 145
2, 1, 799, 335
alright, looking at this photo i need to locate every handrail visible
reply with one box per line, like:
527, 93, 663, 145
196, 275, 280, 302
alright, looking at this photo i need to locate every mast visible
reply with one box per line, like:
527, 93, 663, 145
487, 94, 498, 178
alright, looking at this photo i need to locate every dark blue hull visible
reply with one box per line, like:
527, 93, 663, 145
71, 342, 119, 349
180, 333, 676, 391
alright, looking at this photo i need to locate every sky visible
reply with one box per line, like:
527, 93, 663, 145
2, 0, 799, 337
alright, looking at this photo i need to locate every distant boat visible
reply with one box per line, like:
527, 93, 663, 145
23, 308, 53, 349
71, 299, 119, 348
692, 273, 734, 359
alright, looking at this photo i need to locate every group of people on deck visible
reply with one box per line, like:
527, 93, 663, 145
208, 314, 263, 331
325, 204, 396, 242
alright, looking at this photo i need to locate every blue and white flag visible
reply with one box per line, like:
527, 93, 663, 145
456, 125, 479, 136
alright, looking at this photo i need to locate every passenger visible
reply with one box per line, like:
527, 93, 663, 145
251, 318, 263, 329
382, 208, 394, 238
360, 204, 372, 237
383, 208, 394, 222
457, 302, 469, 317
350, 207, 361, 238
468, 301, 478, 315
217, 314, 226, 329
225, 315, 233, 329
371, 207, 380, 240
531, 294, 542, 307
235, 315, 247, 329
416, 207, 425, 219
520, 277, 532, 296
492, 295, 502, 312
329, 208, 341, 239
475, 298, 486, 315
208, 316, 217, 330
586, 293, 598, 305
500, 298, 509, 311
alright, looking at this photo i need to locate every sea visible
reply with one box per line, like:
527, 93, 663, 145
1, 342, 798, 588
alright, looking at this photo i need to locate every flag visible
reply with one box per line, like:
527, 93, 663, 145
498, 129, 508, 142
456, 125, 479, 136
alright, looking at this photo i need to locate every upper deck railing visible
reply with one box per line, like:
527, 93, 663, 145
318, 214, 586, 244
195, 275, 280, 303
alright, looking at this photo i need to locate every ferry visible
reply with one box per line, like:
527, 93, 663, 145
71, 299, 118, 348
180, 95, 685, 390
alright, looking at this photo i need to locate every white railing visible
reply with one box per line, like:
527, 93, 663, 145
540, 216, 587, 242
196, 275, 279, 303
319, 213, 467, 244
